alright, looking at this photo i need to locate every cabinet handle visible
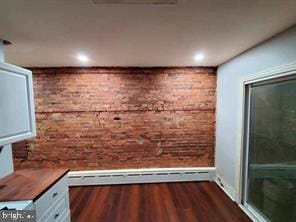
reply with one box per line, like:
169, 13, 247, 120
53, 192, 58, 198
54, 213, 60, 219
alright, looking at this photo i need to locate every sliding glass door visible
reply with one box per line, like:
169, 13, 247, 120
243, 75, 296, 222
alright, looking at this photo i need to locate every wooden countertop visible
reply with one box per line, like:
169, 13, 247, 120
0, 168, 69, 201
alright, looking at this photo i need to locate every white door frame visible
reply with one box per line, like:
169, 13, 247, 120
235, 62, 296, 221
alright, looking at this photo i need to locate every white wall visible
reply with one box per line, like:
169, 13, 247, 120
215, 25, 296, 199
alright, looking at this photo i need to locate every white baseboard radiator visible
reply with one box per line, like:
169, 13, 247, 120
68, 167, 216, 186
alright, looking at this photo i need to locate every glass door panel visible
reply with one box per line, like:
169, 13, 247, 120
245, 76, 296, 222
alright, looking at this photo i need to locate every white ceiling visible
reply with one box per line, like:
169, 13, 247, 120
0, 0, 296, 67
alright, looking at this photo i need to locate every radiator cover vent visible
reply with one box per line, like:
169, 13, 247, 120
68, 167, 216, 186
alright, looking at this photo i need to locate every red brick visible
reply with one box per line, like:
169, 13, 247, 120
13, 67, 216, 170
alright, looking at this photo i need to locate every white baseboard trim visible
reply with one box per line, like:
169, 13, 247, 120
215, 174, 236, 201
68, 167, 216, 186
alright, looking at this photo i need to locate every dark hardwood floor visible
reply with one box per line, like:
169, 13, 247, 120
70, 182, 251, 222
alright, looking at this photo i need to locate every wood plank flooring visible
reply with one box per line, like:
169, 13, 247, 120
70, 182, 251, 222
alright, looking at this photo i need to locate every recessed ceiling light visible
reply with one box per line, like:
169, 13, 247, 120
76, 53, 89, 63
194, 53, 205, 62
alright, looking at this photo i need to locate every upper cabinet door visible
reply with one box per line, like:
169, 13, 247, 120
0, 62, 36, 146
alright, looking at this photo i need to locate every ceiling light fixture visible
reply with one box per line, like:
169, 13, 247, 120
76, 53, 89, 63
194, 53, 205, 62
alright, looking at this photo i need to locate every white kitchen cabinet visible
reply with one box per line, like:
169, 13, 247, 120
0, 62, 36, 146
35, 175, 71, 222
0, 169, 71, 221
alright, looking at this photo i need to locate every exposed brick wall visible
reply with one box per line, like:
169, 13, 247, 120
13, 67, 217, 170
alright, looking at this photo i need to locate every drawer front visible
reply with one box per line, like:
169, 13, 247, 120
60, 210, 71, 222
35, 175, 68, 218
39, 190, 69, 222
